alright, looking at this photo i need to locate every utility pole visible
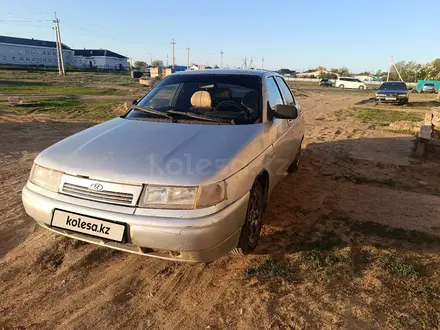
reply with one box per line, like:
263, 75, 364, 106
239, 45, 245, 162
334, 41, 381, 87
388, 56, 404, 82
148, 52, 152, 65
262, 57, 264, 69
185, 46, 190, 69
241, 57, 247, 69
249, 57, 254, 69
54, 13, 65, 75
166, 54, 169, 67
387, 56, 392, 82
171, 39, 176, 69
220, 50, 224, 68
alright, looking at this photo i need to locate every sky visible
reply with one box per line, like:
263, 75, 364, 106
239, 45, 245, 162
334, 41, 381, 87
1, 0, 439, 73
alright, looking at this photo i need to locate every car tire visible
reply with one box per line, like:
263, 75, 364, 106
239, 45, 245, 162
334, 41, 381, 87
420, 90, 423, 94
287, 143, 302, 173
339, 84, 345, 89
359, 86, 365, 90
232, 180, 265, 256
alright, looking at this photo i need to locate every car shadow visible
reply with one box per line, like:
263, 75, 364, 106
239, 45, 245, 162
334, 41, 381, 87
255, 136, 440, 256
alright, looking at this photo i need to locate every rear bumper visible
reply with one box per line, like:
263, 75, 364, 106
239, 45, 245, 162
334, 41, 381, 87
22, 182, 250, 262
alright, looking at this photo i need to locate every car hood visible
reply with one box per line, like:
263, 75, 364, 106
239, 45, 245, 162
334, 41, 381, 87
35, 118, 269, 185
376, 89, 407, 94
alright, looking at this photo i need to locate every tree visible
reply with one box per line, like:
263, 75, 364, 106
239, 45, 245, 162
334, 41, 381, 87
330, 67, 350, 76
278, 68, 292, 75
133, 61, 147, 69
151, 60, 164, 68
431, 58, 440, 79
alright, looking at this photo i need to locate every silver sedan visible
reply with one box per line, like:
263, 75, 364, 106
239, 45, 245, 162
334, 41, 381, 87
22, 70, 305, 262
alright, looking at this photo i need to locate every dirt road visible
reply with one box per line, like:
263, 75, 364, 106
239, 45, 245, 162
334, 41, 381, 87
1, 91, 440, 329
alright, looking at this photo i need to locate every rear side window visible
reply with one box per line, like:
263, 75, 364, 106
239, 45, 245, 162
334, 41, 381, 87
266, 77, 283, 109
275, 77, 295, 105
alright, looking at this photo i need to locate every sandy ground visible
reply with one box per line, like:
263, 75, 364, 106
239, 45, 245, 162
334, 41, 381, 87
1, 91, 440, 329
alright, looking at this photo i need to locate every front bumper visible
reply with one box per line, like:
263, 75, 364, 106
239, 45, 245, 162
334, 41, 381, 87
375, 95, 408, 103
22, 182, 250, 262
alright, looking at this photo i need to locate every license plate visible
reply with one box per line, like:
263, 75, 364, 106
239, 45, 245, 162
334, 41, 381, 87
385, 97, 397, 101
51, 210, 126, 242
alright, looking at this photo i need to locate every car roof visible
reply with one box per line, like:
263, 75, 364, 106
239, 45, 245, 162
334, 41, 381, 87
174, 69, 274, 77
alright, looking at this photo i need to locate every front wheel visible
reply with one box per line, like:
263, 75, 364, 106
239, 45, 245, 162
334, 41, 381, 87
232, 181, 265, 255
359, 86, 365, 90
339, 84, 345, 89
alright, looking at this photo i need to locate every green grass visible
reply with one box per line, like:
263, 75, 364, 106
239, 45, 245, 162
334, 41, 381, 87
0, 81, 128, 95
301, 249, 340, 271
245, 258, 294, 281
376, 253, 421, 277
354, 107, 424, 126
386, 129, 418, 136
0, 98, 126, 120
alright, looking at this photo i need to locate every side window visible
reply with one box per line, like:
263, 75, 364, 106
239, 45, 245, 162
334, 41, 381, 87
275, 77, 295, 105
266, 77, 283, 110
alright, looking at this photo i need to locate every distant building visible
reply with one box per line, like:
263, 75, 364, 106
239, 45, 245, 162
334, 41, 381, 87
0, 35, 72, 67
150, 67, 162, 79
0, 35, 129, 70
354, 75, 374, 81
73, 49, 129, 70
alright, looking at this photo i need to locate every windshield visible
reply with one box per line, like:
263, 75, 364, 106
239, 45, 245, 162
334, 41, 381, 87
424, 83, 435, 87
379, 82, 407, 90
126, 74, 262, 125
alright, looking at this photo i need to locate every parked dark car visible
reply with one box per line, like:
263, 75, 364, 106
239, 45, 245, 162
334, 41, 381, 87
374, 81, 409, 105
319, 79, 332, 87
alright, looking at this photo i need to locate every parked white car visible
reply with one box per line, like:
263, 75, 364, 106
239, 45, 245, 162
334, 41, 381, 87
335, 77, 367, 90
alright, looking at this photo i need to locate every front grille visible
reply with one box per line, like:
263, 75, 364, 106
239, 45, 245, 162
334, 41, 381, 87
61, 183, 134, 205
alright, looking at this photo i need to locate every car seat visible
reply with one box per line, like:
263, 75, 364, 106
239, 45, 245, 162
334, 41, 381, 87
190, 91, 213, 114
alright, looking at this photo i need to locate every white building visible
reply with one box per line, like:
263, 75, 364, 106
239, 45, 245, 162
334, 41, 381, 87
0, 35, 72, 67
0, 35, 129, 71
72, 49, 129, 70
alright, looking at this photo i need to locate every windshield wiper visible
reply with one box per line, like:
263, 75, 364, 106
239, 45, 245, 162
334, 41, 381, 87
167, 110, 235, 124
132, 105, 171, 119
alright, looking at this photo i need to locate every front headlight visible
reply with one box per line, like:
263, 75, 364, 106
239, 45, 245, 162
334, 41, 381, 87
138, 181, 226, 209
29, 164, 63, 192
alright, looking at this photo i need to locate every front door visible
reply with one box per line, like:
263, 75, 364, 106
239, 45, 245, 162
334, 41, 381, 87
266, 77, 295, 187
275, 76, 303, 155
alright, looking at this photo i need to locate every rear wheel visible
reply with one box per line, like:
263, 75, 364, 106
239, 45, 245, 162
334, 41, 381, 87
339, 84, 345, 89
287, 143, 302, 173
359, 85, 365, 90
232, 181, 265, 255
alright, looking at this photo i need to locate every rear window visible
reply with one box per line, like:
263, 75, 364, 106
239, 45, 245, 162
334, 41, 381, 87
379, 82, 407, 90
425, 83, 435, 87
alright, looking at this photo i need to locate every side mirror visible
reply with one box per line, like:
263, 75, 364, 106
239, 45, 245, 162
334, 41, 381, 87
272, 104, 298, 119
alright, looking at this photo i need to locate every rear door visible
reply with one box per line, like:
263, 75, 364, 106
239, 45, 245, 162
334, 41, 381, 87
266, 76, 293, 185
275, 76, 303, 157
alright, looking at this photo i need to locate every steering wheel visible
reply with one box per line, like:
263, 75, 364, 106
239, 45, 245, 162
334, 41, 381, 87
215, 100, 250, 116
